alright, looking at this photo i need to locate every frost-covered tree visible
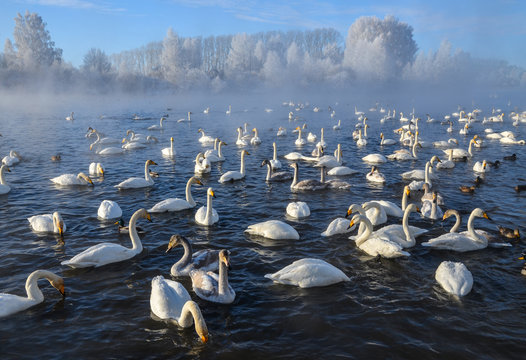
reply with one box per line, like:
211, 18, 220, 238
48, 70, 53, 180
83, 48, 111, 74
161, 28, 181, 84
343, 15, 417, 81
262, 50, 283, 86
12, 11, 62, 69
225, 33, 256, 82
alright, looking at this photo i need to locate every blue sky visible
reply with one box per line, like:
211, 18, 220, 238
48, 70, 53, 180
1, 0, 524, 68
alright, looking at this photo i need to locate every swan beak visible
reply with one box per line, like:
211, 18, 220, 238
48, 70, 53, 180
348, 219, 356, 229
416, 207, 421, 213
345, 209, 352, 218
114, 220, 120, 225
6, 167, 11, 173
121, 138, 126, 143
58, 223, 64, 236
483, 212, 491, 220
519, 256, 525, 260
442, 213, 448, 221
151, 161, 158, 166
145, 212, 152, 222
246, 151, 250, 155
59, 284, 65, 296
200, 334, 208, 343
210, 190, 216, 198
87, 178, 94, 185
195, 179, 203, 186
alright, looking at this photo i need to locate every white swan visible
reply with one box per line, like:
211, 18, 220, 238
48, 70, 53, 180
286, 202, 310, 219
327, 165, 358, 176
161, 137, 176, 157
290, 163, 328, 191
148, 117, 165, 130
261, 159, 292, 182
436, 149, 455, 169
236, 127, 248, 146
265, 258, 350, 288
149, 177, 202, 212
362, 153, 387, 164
245, 220, 299, 240
276, 127, 287, 136
269, 142, 282, 170
27, 211, 66, 235
2, 150, 21, 166
401, 156, 440, 180
205, 140, 226, 162
0, 270, 65, 318
115, 160, 157, 189
435, 261, 473, 297
195, 188, 219, 226
333, 119, 341, 130
89, 162, 105, 176
294, 126, 306, 146
421, 208, 491, 252
407, 162, 432, 191
316, 128, 327, 149
50, 172, 93, 186
97, 200, 122, 219
421, 192, 443, 220
149, 275, 208, 343
218, 150, 249, 183
0, 165, 11, 194
194, 153, 211, 175
316, 144, 342, 168
473, 160, 489, 173
307, 131, 317, 143
356, 129, 367, 146
380, 133, 396, 145
197, 129, 215, 144
61, 208, 151, 268
387, 142, 421, 161
165, 234, 219, 277
348, 214, 410, 258
65, 111, 74, 121
442, 137, 478, 159
366, 166, 385, 183
251, 128, 262, 145
190, 250, 235, 304
90, 143, 125, 155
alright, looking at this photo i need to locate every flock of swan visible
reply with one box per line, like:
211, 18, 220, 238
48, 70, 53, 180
1, 103, 525, 344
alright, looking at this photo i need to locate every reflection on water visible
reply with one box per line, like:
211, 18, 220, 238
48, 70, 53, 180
0, 95, 525, 359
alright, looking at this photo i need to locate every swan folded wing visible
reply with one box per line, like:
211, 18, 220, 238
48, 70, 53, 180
150, 276, 190, 321
0, 294, 38, 317
191, 270, 218, 298
218, 171, 243, 183
27, 214, 53, 232
373, 225, 427, 240
265, 258, 350, 288
61, 243, 134, 268
245, 221, 299, 240
360, 236, 410, 258
373, 200, 404, 218
148, 198, 189, 212
115, 177, 152, 188
421, 233, 483, 252
321, 218, 352, 237
435, 262, 473, 297
191, 250, 220, 272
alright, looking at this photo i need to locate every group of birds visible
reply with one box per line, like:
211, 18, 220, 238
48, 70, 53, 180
1, 103, 525, 344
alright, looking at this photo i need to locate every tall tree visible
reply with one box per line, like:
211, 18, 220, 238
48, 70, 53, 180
83, 48, 111, 74
12, 11, 62, 69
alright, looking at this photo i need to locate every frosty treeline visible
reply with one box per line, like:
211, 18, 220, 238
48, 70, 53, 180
1, 11, 524, 93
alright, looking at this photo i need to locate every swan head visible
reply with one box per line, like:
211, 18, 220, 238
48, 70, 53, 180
146, 160, 157, 166
380, 133, 384, 139
348, 214, 365, 229
49, 275, 65, 297
430, 155, 441, 164
166, 234, 186, 253
77, 172, 93, 185
242, 150, 250, 156
207, 188, 216, 198
404, 185, 411, 197
191, 177, 203, 186
219, 249, 231, 270
345, 204, 362, 218
170, 137, 174, 142
442, 209, 459, 221
261, 159, 271, 167
137, 208, 152, 222
289, 162, 299, 170
52, 212, 65, 236
96, 163, 104, 176
473, 208, 491, 220
197, 128, 204, 134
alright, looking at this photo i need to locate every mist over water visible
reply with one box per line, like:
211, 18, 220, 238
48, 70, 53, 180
0, 85, 525, 359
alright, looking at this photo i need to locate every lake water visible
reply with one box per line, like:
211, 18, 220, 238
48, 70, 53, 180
1, 92, 525, 359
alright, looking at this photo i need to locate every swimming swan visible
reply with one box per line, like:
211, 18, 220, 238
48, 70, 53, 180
286, 202, 310, 218
435, 261, 473, 297
61, 208, 151, 268
161, 137, 176, 157
0, 165, 12, 194
165, 234, 219, 277
195, 188, 219, 226
245, 220, 299, 240
89, 162, 105, 176
265, 258, 350, 288
218, 150, 249, 183
115, 160, 157, 189
290, 163, 328, 191
261, 159, 292, 182
50, 172, 94, 186
27, 212, 66, 235
149, 177, 202, 212
149, 275, 208, 343
0, 270, 65, 318
190, 250, 235, 304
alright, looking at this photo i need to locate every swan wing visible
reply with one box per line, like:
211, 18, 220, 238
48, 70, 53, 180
0, 294, 39, 317
150, 276, 191, 321
148, 198, 191, 212
190, 270, 218, 298
115, 177, 152, 189
192, 250, 220, 272
245, 220, 299, 240
321, 218, 352, 237
61, 243, 134, 268
27, 214, 53, 232
359, 236, 410, 258
435, 261, 473, 297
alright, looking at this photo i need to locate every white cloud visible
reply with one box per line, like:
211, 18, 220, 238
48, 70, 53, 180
26, 0, 126, 13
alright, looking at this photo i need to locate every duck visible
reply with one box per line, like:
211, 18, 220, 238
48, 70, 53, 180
97, 200, 122, 220
498, 226, 520, 239
115, 160, 157, 189
286, 202, 310, 219
366, 166, 385, 184
294, 126, 306, 146
289, 162, 328, 191
261, 159, 292, 182
161, 137, 176, 157
50, 154, 61, 162
0, 165, 12, 194
504, 153, 517, 161
61, 208, 151, 268
250, 128, 262, 145
89, 162, 105, 176
435, 261, 473, 297
27, 211, 66, 235
459, 185, 476, 194
115, 218, 145, 234
165, 234, 219, 277
2, 150, 21, 166
218, 150, 249, 183
148, 117, 165, 130
265, 258, 350, 288
0, 270, 65, 318
190, 250, 235, 304
195, 188, 219, 226
197, 129, 215, 144
149, 177, 202, 212
50, 172, 94, 186
421, 208, 491, 252
380, 133, 396, 146
149, 275, 208, 343
348, 214, 410, 258
236, 127, 248, 146
245, 220, 299, 240
520, 253, 526, 276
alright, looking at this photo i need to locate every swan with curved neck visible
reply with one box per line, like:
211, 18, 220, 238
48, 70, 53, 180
443, 209, 461, 233
251, 128, 261, 145
195, 188, 219, 226
0, 165, 11, 194
236, 127, 247, 146
261, 159, 292, 182
218, 150, 249, 183
148, 177, 202, 212
150, 275, 208, 342
421, 208, 491, 252
166, 234, 219, 276
115, 160, 157, 189
61, 208, 151, 268
290, 162, 328, 191
50, 172, 94, 186
190, 250, 235, 304
0, 270, 65, 317
28, 211, 66, 235
401, 185, 410, 210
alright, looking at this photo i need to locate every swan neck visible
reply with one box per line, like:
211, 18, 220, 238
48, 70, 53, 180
412, 142, 418, 158
179, 301, 207, 337
320, 167, 325, 183
218, 260, 229, 295
450, 212, 461, 233
402, 189, 408, 210
297, 129, 302, 141
355, 216, 372, 246
205, 191, 213, 223
467, 210, 486, 244
0, 166, 6, 184
25, 270, 56, 302
291, 165, 298, 187
424, 162, 430, 186
265, 163, 272, 181
240, 152, 246, 175
402, 207, 416, 246
336, 144, 341, 162
176, 238, 192, 269
185, 178, 196, 206
218, 142, 223, 157
273, 143, 277, 161
144, 161, 152, 182
128, 211, 143, 252
468, 140, 473, 156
